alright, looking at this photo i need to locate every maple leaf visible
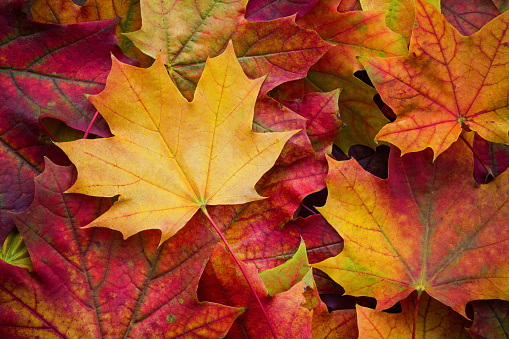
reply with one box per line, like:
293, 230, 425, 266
0, 0, 132, 243
313, 135, 509, 317
282, 215, 345, 294
359, 0, 441, 40
362, 0, 509, 159
0, 160, 243, 337
57, 43, 297, 244
357, 292, 471, 338
124, 0, 247, 70
271, 0, 407, 151
259, 240, 359, 339
259, 239, 313, 296
123, 0, 331, 100
468, 299, 509, 338
30, 0, 151, 66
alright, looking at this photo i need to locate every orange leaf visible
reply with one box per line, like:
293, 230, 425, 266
357, 292, 471, 338
313, 136, 509, 317
57, 43, 297, 245
362, 0, 509, 159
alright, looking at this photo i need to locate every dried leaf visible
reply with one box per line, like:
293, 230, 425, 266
257, 238, 358, 338
280, 90, 343, 153
0, 227, 32, 271
360, 0, 415, 40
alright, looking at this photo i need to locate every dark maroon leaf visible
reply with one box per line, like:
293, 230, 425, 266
245, 0, 319, 21
0, 161, 242, 337
0, 0, 133, 243
442, 0, 501, 36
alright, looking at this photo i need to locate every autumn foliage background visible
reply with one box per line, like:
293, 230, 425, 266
1, 0, 509, 338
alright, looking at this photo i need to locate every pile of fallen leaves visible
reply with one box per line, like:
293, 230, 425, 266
1, 0, 509, 337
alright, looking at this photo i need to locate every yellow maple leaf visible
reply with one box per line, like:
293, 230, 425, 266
57, 43, 297, 245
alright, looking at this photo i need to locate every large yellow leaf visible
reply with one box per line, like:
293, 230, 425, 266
57, 43, 297, 244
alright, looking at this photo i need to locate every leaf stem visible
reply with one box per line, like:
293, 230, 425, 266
459, 133, 494, 182
412, 291, 422, 339
83, 111, 99, 139
200, 206, 278, 339
300, 204, 317, 215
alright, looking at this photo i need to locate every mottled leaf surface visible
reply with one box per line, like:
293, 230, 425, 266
253, 96, 315, 165
360, 0, 415, 40
125, 0, 247, 68
338, 0, 362, 11
314, 137, 509, 316
494, 0, 509, 13
468, 299, 509, 338
258, 238, 358, 338
169, 16, 332, 100
357, 292, 471, 338
0, 161, 243, 338
211, 95, 343, 293
363, 0, 509, 158
259, 239, 311, 296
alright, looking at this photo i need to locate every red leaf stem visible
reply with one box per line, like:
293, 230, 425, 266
83, 110, 100, 139
412, 292, 422, 339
